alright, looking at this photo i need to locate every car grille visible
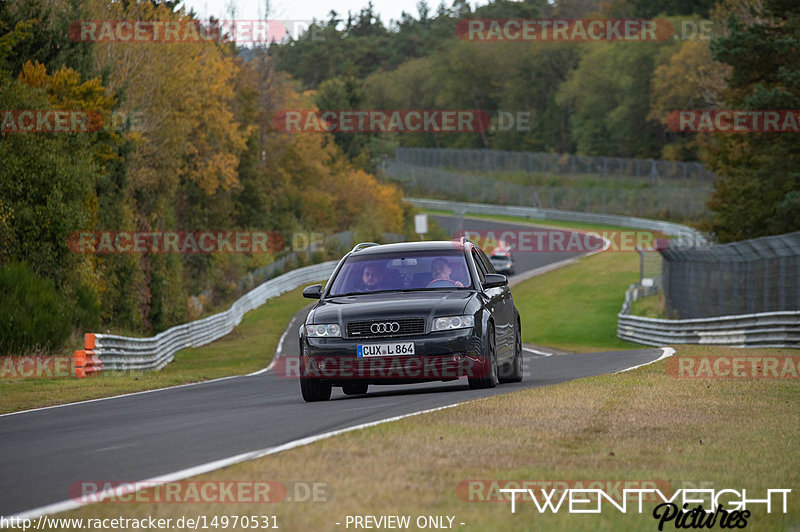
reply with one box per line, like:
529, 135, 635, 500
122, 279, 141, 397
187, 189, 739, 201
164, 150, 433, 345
346, 318, 426, 339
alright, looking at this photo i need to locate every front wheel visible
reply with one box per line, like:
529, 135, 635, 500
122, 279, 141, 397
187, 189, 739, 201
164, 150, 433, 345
300, 357, 332, 402
469, 323, 498, 390
499, 321, 523, 383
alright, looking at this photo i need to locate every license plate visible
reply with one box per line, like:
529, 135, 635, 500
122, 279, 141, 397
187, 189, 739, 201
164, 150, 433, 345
357, 342, 415, 357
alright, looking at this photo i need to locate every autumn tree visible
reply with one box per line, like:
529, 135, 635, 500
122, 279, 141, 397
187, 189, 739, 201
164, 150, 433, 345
703, 0, 800, 241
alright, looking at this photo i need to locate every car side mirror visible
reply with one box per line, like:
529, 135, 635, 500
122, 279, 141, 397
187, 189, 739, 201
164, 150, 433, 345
303, 284, 323, 299
483, 274, 508, 289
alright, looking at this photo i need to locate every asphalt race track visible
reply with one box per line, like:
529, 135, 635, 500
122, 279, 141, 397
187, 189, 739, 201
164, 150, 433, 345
0, 216, 664, 519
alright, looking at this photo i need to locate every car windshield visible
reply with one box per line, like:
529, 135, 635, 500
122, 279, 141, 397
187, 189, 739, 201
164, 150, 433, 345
328, 250, 471, 296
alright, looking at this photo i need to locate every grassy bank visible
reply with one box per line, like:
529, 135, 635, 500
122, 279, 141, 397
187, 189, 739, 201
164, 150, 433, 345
513, 250, 640, 352
0, 286, 312, 414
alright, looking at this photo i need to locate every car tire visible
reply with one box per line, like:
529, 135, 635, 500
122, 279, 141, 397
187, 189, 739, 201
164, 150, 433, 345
500, 320, 523, 383
469, 322, 498, 390
300, 359, 332, 402
342, 383, 369, 395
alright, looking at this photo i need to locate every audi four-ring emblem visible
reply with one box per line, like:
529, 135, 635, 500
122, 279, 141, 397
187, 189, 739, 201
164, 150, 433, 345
370, 322, 400, 334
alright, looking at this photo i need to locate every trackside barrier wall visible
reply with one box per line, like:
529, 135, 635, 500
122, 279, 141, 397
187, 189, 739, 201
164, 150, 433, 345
617, 288, 800, 348
73, 261, 338, 377
617, 232, 800, 349
661, 232, 800, 318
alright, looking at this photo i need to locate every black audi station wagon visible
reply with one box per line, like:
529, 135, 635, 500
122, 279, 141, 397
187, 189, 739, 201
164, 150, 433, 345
298, 239, 523, 401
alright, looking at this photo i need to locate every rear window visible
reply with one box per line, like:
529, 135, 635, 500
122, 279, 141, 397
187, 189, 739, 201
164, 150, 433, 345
328, 250, 471, 296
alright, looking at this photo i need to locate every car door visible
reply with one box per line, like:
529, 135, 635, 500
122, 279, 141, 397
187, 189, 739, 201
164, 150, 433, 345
471, 248, 513, 362
478, 247, 515, 362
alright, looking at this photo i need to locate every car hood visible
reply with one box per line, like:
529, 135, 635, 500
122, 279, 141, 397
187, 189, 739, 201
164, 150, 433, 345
308, 290, 474, 324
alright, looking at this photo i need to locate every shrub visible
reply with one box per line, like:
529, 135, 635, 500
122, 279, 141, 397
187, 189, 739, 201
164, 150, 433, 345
0, 262, 70, 354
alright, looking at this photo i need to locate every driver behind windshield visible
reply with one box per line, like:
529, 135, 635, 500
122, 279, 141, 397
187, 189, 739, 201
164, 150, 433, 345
360, 263, 386, 291
428, 258, 464, 288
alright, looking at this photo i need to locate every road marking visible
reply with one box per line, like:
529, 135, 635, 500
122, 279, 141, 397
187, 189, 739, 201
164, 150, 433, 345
1, 402, 468, 523
615, 347, 675, 373
522, 346, 554, 357
0, 375, 244, 419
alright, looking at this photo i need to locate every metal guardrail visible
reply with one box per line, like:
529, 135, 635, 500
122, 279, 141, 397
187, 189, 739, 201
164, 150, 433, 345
407, 198, 708, 247
74, 261, 338, 375
617, 280, 800, 348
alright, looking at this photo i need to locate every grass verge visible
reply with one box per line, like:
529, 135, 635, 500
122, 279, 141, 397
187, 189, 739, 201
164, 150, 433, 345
55, 345, 800, 531
630, 293, 669, 319
513, 250, 640, 352
0, 286, 312, 414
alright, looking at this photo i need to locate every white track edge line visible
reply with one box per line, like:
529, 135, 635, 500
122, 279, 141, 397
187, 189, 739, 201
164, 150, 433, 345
522, 346, 554, 357
0, 402, 466, 523
615, 347, 675, 373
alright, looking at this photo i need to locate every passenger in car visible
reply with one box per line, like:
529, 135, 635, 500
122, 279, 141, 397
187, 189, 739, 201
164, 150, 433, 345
428, 258, 464, 287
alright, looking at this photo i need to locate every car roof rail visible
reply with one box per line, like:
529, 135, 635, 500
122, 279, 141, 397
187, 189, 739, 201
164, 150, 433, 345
351, 242, 380, 253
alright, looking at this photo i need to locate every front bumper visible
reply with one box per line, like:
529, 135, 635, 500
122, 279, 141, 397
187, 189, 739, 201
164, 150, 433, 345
299, 328, 487, 384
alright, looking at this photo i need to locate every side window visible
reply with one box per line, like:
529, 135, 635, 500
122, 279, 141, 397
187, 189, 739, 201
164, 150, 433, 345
477, 249, 496, 274
471, 249, 487, 283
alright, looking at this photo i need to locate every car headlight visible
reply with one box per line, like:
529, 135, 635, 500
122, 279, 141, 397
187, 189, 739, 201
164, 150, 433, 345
432, 315, 474, 331
305, 324, 341, 337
